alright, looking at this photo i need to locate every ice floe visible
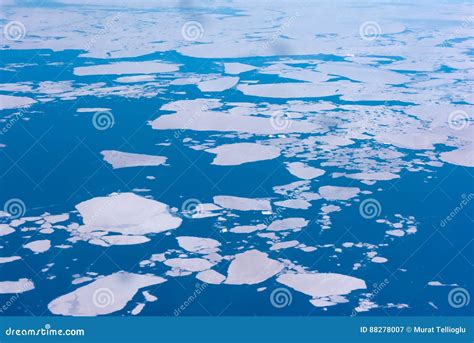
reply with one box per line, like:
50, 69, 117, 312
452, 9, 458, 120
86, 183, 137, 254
213, 195, 271, 211
206, 143, 280, 166
101, 150, 167, 169
224, 250, 283, 285
48, 272, 166, 316
75, 193, 182, 235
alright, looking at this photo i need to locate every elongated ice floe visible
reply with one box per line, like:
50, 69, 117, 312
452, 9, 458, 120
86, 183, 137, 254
101, 150, 167, 169
319, 186, 360, 201
213, 195, 271, 211
206, 143, 280, 166
164, 258, 214, 272
73, 61, 179, 76
277, 272, 366, 306
274, 199, 311, 210
267, 218, 308, 231
224, 250, 283, 285
75, 193, 182, 235
0, 278, 34, 294
196, 269, 226, 284
346, 172, 400, 181
238, 83, 340, 98
0, 94, 36, 110
0, 256, 21, 264
224, 63, 257, 75
48, 272, 166, 316
286, 162, 325, 180
197, 77, 239, 92
176, 236, 221, 254
151, 100, 320, 135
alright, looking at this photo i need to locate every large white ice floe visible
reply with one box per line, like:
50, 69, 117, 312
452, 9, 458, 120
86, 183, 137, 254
205, 143, 280, 166
277, 272, 366, 307
224, 250, 284, 285
48, 272, 166, 316
75, 193, 182, 235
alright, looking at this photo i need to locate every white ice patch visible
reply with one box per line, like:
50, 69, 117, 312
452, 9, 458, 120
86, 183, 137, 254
74, 61, 179, 76
270, 240, 299, 251
196, 269, 226, 285
0, 94, 36, 110
48, 272, 166, 316
0, 224, 14, 236
24, 240, 51, 254
268, 218, 308, 231
0, 256, 20, 264
346, 172, 400, 181
206, 143, 280, 166
230, 224, 266, 233
0, 278, 34, 294
319, 186, 360, 201
277, 273, 366, 306
164, 258, 214, 272
238, 83, 340, 98
224, 63, 257, 75
197, 77, 239, 92
213, 195, 271, 211
286, 162, 325, 180
101, 150, 167, 169
224, 250, 283, 285
274, 199, 311, 210
439, 145, 474, 167
75, 192, 182, 235
176, 236, 221, 254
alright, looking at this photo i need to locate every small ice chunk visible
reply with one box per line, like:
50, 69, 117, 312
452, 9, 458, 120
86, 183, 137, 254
270, 240, 299, 251
224, 63, 257, 75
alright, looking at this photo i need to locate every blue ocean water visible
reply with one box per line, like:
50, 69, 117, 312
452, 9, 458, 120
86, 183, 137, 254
0, 2, 473, 318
